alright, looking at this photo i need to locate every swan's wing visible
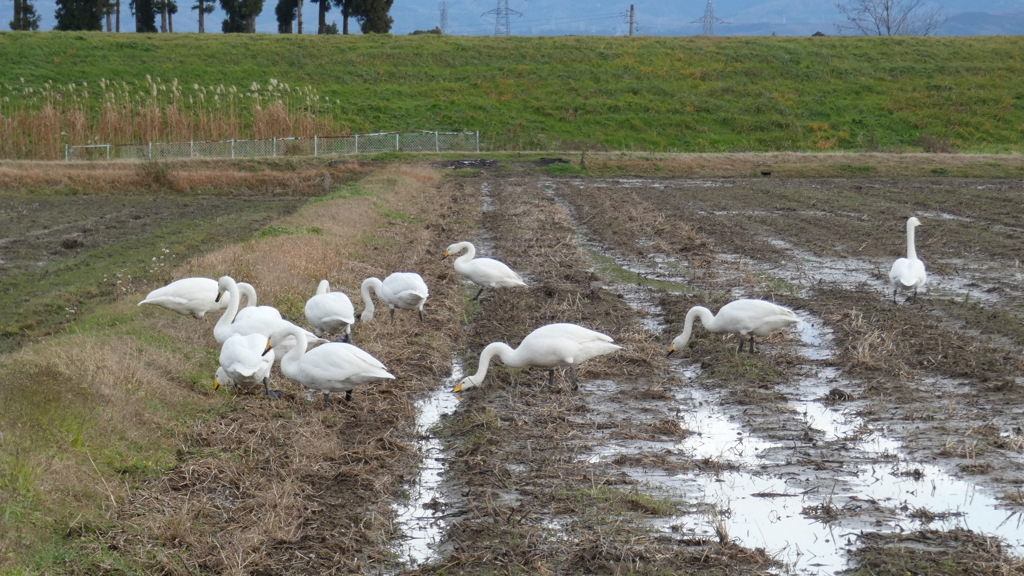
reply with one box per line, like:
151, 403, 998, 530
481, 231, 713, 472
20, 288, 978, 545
890, 257, 926, 288
305, 293, 356, 324
464, 258, 526, 287
299, 343, 395, 385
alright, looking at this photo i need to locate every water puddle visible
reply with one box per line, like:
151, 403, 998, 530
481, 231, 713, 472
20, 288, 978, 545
543, 179, 1023, 573
389, 357, 463, 569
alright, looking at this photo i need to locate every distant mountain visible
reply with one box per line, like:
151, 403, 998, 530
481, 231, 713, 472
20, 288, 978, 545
3, 0, 1023, 36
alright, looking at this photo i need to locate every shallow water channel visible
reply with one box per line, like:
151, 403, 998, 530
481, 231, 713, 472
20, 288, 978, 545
545, 180, 1024, 574
389, 357, 463, 569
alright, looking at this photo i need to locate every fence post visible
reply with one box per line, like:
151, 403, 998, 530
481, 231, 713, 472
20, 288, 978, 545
106, 144, 111, 160
148, 142, 153, 160
395, 133, 400, 152
231, 139, 235, 159
355, 134, 359, 154
273, 137, 277, 157
314, 135, 318, 156
435, 131, 440, 152
476, 131, 480, 153
65, 144, 70, 161
190, 140, 195, 158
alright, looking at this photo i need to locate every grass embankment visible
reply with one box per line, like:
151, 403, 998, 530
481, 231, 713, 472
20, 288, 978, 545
0, 157, 387, 571
1, 32, 1023, 158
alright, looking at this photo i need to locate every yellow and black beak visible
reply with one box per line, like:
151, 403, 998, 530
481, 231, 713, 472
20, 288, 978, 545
213, 377, 221, 391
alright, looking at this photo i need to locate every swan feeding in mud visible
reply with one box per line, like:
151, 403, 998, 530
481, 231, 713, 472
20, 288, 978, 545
454, 323, 621, 392
442, 241, 526, 301
359, 272, 430, 322
267, 324, 394, 402
888, 216, 927, 303
667, 299, 798, 354
304, 279, 356, 342
215, 333, 277, 397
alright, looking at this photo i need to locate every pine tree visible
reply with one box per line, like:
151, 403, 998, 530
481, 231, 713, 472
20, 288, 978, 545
10, 0, 42, 30
55, 0, 104, 30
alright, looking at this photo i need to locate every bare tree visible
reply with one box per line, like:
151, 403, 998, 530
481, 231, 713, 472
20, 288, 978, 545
835, 0, 944, 36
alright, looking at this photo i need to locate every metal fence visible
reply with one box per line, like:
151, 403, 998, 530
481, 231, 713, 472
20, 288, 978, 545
64, 130, 480, 161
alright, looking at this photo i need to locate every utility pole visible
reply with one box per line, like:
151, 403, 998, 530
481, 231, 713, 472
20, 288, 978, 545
692, 0, 725, 35
439, 0, 448, 33
628, 4, 635, 36
483, 0, 523, 36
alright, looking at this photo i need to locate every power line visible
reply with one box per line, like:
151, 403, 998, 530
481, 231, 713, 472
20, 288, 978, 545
692, 0, 726, 36
482, 0, 524, 36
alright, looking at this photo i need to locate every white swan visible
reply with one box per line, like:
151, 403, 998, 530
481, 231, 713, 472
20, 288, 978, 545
668, 299, 798, 354
138, 277, 229, 319
304, 279, 356, 341
453, 323, 621, 392
359, 272, 430, 323
888, 216, 927, 303
214, 333, 277, 397
442, 241, 526, 301
267, 323, 395, 402
233, 281, 283, 323
214, 276, 324, 356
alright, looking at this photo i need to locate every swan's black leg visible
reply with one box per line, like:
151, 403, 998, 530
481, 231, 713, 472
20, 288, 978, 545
472, 286, 485, 301
737, 337, 745, 353
419, 309, 425, 322
345, 390, 353, 402
749, 335, 756, 354
389, 308, 396, 321
548, 369, 555, 387
570, 365, 579, 391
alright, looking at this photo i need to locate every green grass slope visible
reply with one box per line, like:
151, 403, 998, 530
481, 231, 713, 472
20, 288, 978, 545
0, 32, 1022, 153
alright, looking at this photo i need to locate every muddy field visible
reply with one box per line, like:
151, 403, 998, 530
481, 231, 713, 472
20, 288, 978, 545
416, 166, 1024, 575
5, 158, 1024, 575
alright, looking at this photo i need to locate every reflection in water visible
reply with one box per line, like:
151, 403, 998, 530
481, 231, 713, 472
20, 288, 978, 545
390, 357, 463, 569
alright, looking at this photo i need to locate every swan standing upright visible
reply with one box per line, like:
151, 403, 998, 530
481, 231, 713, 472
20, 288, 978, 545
138, 277, 229, 319
267, 324, 395, 402
667, 299, 798, 354
304, 279, 356, 341
888, 216, 927, 303
453, 323, 621, 392
214, 333, 277, 397
442, 241, 525, 301
359, 272, 430, 323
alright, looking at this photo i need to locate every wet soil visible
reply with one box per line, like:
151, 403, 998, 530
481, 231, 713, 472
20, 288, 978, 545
4, 158, 1023, 575
421, 166, 1024, 575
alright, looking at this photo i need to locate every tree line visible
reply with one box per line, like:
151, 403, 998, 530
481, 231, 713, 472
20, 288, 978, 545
9, 0, 395, 35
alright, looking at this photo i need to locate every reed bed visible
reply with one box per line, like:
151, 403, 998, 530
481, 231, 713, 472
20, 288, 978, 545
0, 77, 336, 159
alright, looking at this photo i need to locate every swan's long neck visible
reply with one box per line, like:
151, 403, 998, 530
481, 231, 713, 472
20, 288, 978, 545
906, 221, 918, 260
455, 242, 476, 265
676, 306, 715, 348
238, 282, 258, 308
278, 327, 308, 378
468, 342, 516, 383
359, 278, 383, 322
215, 279, 242, 333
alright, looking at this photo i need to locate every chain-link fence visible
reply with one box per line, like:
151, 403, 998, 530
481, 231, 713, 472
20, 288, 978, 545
64, 130, 480, 161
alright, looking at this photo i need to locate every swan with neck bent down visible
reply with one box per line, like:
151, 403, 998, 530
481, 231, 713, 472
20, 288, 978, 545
304, 279, 356, 341
138, 277, 229, 319
668, 299, 798, 354
266, 323, 394, 402
442, 241, 525, 301
214, 333, 277, 397
888, 216, 927, 303
359, 272, 429, 323
214, 276, 324, 356
453, 323, 621, 392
